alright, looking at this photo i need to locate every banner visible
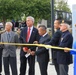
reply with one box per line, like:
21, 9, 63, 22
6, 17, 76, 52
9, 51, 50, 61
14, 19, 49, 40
72, 4, 76, 75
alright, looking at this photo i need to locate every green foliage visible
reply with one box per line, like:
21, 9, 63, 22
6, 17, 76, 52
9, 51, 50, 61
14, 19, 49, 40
55, 0, 71, 12
0, 0, 25, 21
0, 0, 71, 25
0, 0, 51, 24
23, 0, 51, 23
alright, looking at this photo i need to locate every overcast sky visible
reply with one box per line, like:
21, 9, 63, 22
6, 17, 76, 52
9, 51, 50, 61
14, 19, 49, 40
68, 0, 76, 10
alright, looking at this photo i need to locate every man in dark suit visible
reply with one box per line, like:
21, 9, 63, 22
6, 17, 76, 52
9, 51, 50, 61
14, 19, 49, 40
0, 47, 2, 75
30, 25, 51, 75
1, 22, 18, 75
57, 23, 73, 75
47, 19, 62, 75
19, 16, 40, 75
0, 30, 6, 75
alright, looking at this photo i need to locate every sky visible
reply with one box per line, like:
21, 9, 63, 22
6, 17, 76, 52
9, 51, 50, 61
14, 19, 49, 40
67, 0, 76, 10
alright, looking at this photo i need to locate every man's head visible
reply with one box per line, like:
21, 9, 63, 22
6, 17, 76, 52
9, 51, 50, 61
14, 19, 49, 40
5, 22, 12, 32
26, 16, 34, 27
38, 25, 47, 36
60, 23, 70, 32
54, 19, 61, 30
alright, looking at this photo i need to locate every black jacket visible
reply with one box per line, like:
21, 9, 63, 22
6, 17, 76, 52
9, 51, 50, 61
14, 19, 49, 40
36, 34, 51, 63
20, 27, 40, 56
57, 30, 73, 65
47, 29, 62, 59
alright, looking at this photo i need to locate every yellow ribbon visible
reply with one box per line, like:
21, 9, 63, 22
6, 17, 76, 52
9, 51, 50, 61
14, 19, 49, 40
0, 42, 71, 51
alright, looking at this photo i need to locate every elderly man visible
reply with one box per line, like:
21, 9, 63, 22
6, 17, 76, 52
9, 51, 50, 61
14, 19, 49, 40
57, 23, 73, 75
19, 16, 40, 75
1, 22, 18, 75
30, 25, 51, 75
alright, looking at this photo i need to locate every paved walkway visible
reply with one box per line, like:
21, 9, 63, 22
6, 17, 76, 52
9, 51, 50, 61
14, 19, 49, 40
2, 49, 73, 75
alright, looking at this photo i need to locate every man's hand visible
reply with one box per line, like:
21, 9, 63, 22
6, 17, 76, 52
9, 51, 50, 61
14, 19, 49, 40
23, 47, 27, 52
64, 47, 70, 52
33, 41, 38, 44
27, 49, 31, 54
30, 51, 35, 56
23, 47, 31, 53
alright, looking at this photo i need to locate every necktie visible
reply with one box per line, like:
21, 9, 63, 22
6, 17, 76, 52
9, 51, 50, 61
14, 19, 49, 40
7, 33, 10, 42
26, 27, 30, 42
24, 27, 30, 51
39, 36, 43, 43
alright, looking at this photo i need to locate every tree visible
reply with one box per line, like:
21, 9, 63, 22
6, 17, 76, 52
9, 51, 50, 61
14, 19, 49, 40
0, 0, 71, 26
0, 0, 25, 23
55, 0, 71, 12
0, 0, 51, 25
22, 0, 51, 23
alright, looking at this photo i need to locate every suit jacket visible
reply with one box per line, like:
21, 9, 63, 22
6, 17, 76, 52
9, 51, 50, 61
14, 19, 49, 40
47, 29, 62, 59
20, 26, 40, 57
48, 29, 62, 45
35, 34, 51, 63
57, 30, 73, 65
1, 31, 19, 57
0, 31, 5, 51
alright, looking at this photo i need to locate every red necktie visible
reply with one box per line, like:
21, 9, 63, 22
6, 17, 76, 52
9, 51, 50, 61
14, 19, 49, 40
26, 27, 30, 42
24, 27, 30, 51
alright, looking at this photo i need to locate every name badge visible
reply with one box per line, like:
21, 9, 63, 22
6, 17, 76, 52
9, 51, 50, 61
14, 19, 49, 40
61, 38, 63, 42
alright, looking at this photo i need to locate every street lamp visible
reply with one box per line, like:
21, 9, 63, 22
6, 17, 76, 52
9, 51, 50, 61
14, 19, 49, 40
51, 0, 54, 35
50, 0, 55, 65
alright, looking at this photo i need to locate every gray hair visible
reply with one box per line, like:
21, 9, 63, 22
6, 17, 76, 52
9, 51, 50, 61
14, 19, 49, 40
5, 22, 13, 27
38, 25, 47, 30
61, 23, 70, 30
26, 16, 35, 23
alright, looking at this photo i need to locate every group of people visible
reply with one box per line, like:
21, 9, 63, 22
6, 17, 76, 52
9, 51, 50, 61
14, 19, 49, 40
0, 16, 73, 75
48, 19, 73, 75
11, 20, 27, 31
